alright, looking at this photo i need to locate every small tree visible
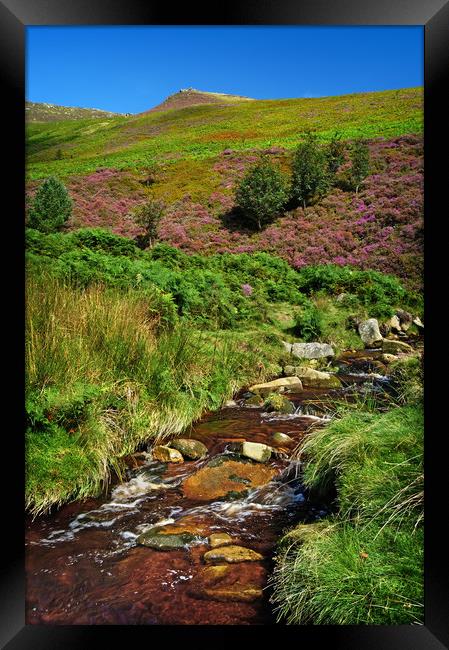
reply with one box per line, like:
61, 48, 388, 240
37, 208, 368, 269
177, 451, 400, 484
326, 132, 346, 180
235, 158, 288, 231
28, 176, 72, 233
349, 138, 370, 194
291, 132, 330, 208
130, 198, 166, 249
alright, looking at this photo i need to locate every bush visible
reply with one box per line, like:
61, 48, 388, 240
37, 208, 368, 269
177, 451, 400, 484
129, 198, 166, 249
28, 176, 72, 233
291, 132, 330, 207
348, 138, 370, 194
235, 157, 288, 230
294, 301, 323, 341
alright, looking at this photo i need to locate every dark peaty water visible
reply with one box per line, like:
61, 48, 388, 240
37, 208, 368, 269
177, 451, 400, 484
25, 352, 395, 625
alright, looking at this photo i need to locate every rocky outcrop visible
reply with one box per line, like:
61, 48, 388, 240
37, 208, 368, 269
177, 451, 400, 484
170, 438, 208, 460
249, 376, 303, 396
358, 319, 383, 348
152, 445, 184, 463
291, 342, 335, 359
182, 459, 276, 501
203, 545, 263, 563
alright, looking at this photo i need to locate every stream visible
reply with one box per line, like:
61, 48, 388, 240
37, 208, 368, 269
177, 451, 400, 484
25, 350, 400, 625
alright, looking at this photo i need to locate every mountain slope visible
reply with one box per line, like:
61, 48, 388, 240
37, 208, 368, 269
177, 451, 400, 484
142, 88, 254, 114
26, 101, 127, 122
25, 87, 423, 289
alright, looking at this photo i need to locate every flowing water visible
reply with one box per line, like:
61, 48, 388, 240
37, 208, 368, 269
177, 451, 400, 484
25, 350, 399, 625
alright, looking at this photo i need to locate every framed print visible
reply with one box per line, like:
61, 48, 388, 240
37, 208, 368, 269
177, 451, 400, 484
1, 0, 448, 646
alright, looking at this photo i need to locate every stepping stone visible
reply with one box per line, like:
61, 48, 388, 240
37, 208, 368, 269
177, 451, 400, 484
203, 545, 263, 563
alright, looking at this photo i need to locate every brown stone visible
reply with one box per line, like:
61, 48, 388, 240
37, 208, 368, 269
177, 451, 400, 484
182, 460, 277, 501
188, 564, 265, 602
209, 532, 233, 548
152, 445, 184, 463
203, 545, 263, 563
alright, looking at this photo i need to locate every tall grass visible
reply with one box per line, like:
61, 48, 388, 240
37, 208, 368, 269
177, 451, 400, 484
270, 372, 424, 624
25, 273, 278, 516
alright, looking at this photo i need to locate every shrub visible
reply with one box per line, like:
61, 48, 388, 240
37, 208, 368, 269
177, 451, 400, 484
235, 157, 288, 230
129, 198, 166, 249
291, 132, 330, 208
348, 138, 370, 194
325, 132, 346, 178
294, 301, 323, 341
28, 176, 72, 233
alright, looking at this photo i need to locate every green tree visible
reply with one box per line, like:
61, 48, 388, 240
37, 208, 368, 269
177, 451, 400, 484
326, 132, 346, 179
130, 198, 166, 249
349, 139, 370, 194
291, 132, 330, 208
235, 158, 288, 230
28, 176, 72, 233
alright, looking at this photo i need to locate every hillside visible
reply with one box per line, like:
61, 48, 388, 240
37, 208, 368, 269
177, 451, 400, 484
142, 88, 255, 114
25, 87, 423, 288
26, 101, 126, 122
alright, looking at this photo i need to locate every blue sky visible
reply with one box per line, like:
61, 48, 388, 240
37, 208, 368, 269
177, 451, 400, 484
26, 26, 423, 114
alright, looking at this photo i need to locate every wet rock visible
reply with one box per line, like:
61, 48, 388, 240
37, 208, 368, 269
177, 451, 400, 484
388, 315, 402, 333
152, 445, 184, 463
241, 441, 272, 463
182, 459, 276, 501
396, 309, 413, 331
263, 393, 295, 414
249, 376, 303, 396
203, 545, 263, 563
136, 529, 197, 550
291, 367, 342, 389
271, 432, 294, 445
382, 339, 414, 354
381, 353, 399, 364
170, 438, 208, 460
244, 394, 264, 406
291, 342, 335, 359
209, 533, 233, 548
188, 564, 265, 602
358, 319, 383, 348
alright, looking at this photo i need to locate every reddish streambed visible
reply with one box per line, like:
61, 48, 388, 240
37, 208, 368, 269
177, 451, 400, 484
25, 352, 396, 625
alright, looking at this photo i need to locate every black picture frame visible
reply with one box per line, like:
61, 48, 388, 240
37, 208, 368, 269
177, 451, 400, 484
1, 0, 447, 647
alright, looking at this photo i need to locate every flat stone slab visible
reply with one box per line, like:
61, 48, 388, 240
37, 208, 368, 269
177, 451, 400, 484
249, 376, 303, 396
136, 530, 196, 550
188, 564, 265, 602
291, 342, 335, 359
203, 545, 263, 563
209, 533, 233, 548
285, 367, 342, 389
382, 339, 414, 354
182, 460, 277, 501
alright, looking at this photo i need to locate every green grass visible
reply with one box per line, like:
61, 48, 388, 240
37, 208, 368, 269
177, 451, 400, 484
270, 385, 424, 624
26, 87, 423, 180
25, 272, 284, 516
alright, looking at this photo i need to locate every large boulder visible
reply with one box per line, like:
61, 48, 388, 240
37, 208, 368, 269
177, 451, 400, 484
182, 459, 277, 501
358, 319, 383, 348
203, 545, 263, 563
152, 445, 184, 463
170, 438, 208, 460
249, 376, 303, 396
286, 367, 342, 389
241, 441, 272, 463
382, 339, 414, 354
291, 342, 335, 359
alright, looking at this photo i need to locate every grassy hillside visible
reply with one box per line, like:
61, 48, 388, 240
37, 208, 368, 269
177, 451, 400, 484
26, 87, 422, 179
26, 101, 126, 123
